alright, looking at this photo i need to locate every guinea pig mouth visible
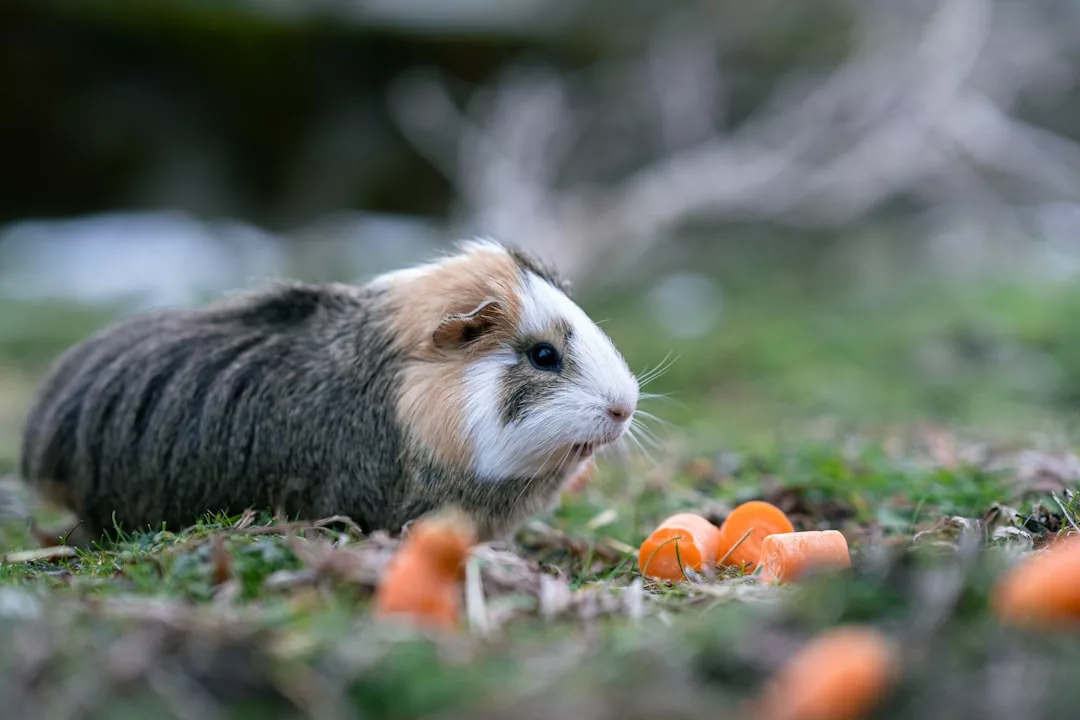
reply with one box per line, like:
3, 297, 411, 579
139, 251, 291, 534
572, 442, 596, 457
572, 434, 620, 457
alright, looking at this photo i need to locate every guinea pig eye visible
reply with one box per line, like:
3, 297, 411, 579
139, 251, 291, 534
526, 342, 562, 372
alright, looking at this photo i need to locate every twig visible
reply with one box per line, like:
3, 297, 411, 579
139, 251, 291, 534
717, 526, 755, 569
227, 515, 366, 538
464, 554, 490, 636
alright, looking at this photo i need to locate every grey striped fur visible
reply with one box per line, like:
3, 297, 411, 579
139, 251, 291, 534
19, 245, 619, 544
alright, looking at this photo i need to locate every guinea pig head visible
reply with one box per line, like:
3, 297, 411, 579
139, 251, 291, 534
391, 239, 640, 481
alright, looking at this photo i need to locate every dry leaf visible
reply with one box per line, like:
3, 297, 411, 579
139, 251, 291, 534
3, 546, 78, 564
288, 536, 388, 587
210, 536, 233, 587
232, 509, 258, 531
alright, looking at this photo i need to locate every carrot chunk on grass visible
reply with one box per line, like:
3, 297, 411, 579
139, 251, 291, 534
758, 530, 852, 584
718, 500, 795, 572
373, 509, 477, 631
992, 532, 1080, 628
637, 512, 723, 582
751, 625, 900, 720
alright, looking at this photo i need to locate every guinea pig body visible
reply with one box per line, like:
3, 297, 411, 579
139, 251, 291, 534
19, 239, 640, 542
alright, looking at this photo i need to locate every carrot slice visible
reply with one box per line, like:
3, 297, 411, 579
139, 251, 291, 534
750, 625, 900, 720
637, 512, 723, 582
992, 532, 1080, 628
373, 509, 477, 631
758, 530, 852, 584
718, 500, 795, 572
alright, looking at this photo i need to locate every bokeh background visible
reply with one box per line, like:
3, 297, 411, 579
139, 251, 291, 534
6, 0, 1080, 472
9, 5, 1080, 717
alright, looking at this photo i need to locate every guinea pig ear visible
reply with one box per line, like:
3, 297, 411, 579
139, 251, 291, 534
432, 298, 504, 350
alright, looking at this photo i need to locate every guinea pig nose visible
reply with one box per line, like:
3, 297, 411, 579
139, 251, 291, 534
607, 403, 633, 421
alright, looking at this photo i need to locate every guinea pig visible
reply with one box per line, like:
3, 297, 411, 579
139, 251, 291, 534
18, 238, 640, 543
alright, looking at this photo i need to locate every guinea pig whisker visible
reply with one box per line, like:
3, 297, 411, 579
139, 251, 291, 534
629, 436, 658, 469
535, 445, 565, 476
546, 441, 578, 475
639, 350, 675, 377
637, 392, 687, 412
635, 366, 667, 389
631, 432, 663, 457
624, 425, 658, 467
635, 351, 680, 389
630, 425, 668, 452
629, 418, 664, 453
611, 435, 634, 464
631, 412, 664, 437
511, 444, 565, 511
632, 409, 673, 429
638, 391, 673, 400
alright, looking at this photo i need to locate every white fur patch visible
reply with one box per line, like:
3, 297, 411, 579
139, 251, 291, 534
367, 261, 440, 289
463, 270, 640, 481
367, 238, 505, 290
519, 272, 639, 412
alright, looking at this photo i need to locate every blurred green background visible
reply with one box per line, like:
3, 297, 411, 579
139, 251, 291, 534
5, 0, 1080, 474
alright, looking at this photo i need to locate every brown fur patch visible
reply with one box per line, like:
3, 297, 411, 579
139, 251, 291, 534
386, 243, 526, 470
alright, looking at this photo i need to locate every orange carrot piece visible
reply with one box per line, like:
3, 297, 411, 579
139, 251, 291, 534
758, 530, 852, 584
751, 625, 901, 720
992, 532, 1080, 628
637, 512, 723, 582
718, 500, 795, 572
373, 510, 477, 631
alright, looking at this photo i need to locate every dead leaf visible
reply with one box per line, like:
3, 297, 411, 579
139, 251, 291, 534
515, 522, 625, 564
599, 536, 637, 555
232, 509, 258, 531
991, 526, 1035, 550
212, 579, 242, 606
1020, 502, 1063, 543
3, 545, 78, 564
464, 556, 489, 636
210, 536, 233, 587
1008, 450, 1080, 499
983, 502, 1021, 531
237, 514, 366, 538
288, 536, 389, 587
263, 568, 319, 592
584, 508, 618, 531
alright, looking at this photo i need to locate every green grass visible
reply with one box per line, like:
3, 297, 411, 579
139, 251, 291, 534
4, 276, 1080, 717
1, 433, 1078, 717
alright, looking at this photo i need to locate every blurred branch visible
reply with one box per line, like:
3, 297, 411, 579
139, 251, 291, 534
388, 0, 1080, 282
